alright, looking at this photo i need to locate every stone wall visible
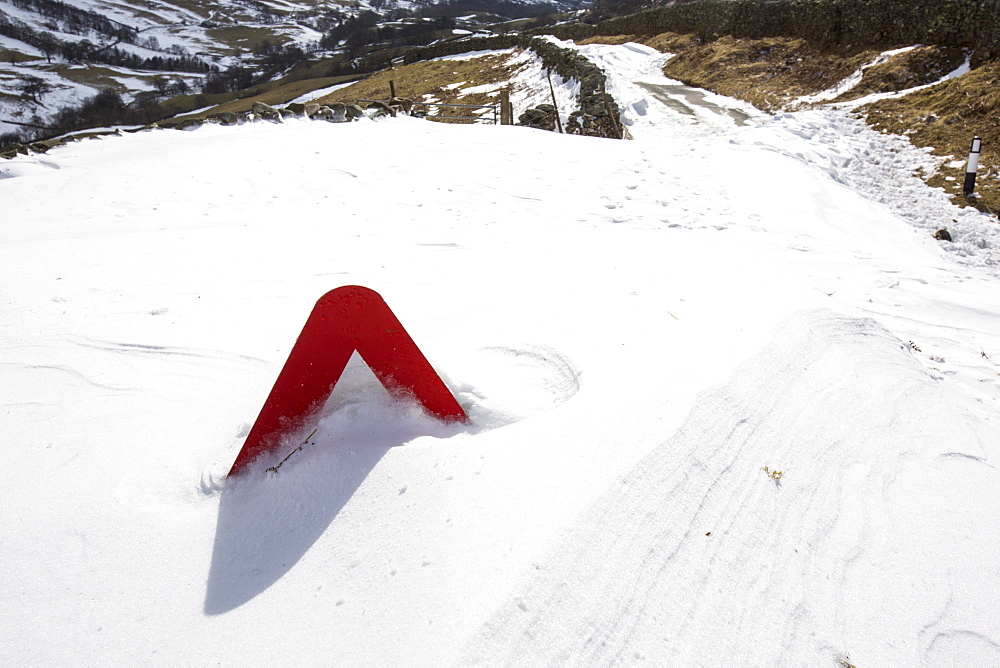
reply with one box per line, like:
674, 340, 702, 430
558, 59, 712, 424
545, 0, 1000, 66
405, 36, 623, 138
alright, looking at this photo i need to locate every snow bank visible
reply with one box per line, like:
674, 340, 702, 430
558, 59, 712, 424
2, 43, 998, 665
463, 310, 1000, 665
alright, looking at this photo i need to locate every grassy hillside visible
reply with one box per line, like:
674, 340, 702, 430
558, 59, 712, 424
660, 36, 880, 112
312, 50, 524, 115
167, 73, 365, 120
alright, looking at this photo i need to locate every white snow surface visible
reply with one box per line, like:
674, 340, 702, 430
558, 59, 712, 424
2, 43, 1000, 666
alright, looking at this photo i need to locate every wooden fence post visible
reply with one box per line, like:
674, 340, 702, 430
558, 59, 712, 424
500, 89, 512, 125
389, 80, 396, 99
546, 70, 563, 134
603, 91, 624, 139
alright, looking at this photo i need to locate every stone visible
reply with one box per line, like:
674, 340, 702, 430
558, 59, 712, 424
251, 101, 282, 122
518, 105, 558, 131
311, 106, 335, 120
174, 118, 204, 130
565, 111, 584, 134
389, 97, 414, 114
328, 103, 348, 122
365, 100, 395, 118
933, 228, 953, 242
206, 111, 239, 126
0, 143, 27, 159
316, 108, 344, 122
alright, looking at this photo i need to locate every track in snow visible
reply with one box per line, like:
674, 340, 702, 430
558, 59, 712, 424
635, 81, 753, 127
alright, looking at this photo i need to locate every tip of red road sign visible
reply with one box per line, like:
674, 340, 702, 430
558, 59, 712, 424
228, 286, 467, 476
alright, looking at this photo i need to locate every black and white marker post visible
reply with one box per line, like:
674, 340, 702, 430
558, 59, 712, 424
963, 136, 982, 197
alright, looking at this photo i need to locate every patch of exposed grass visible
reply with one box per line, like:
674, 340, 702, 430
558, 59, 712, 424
205, 26, 291, 54
662, 36, 878, 112
578, 31, 699, 54
314, 50, 524, 121
169, 73, 363, 119
139, 0, 212, 18
51, 65, 154, 90
1, 49, 44, 65
863, 61, 999, 214
282, 57, 357, 82
102, 2, 187, 23
834, 45, 968, 102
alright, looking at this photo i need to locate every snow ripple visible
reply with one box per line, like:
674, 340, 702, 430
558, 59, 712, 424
461, 310, 1000, 665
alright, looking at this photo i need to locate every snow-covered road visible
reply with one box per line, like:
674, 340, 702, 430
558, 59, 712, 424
576, 39, 998, 268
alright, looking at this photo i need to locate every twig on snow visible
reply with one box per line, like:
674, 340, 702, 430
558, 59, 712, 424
266, 428, 318, 474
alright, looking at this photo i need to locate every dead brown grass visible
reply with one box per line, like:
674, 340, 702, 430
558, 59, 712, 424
835, 45, 967, 102
314, 50, 525, 122
1, 49, 44, 65
863, 61, 999, 213
662, 36, 878, 112
205, 26, 289, 55
577, 34, 641, 46
53, 64, 154, 90
579, 31, 699, 54
167, 73, 362, 120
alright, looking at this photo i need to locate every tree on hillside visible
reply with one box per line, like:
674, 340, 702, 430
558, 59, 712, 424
153, 76, 172, 95
49, 88, 127, 131
38, 31, 59, 63
18, 75, 53, 104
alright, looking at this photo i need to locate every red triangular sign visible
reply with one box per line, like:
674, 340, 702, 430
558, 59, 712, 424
229, 285, 466, 476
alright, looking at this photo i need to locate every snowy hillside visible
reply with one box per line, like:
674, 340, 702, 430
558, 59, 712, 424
1, 0, 310, 134
0, 0, 584, 137
2, 42, 999, 665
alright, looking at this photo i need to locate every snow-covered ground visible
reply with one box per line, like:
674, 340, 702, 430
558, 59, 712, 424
2, 43, 999, 665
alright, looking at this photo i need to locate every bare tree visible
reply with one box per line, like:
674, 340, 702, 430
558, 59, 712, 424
38, 32, 59, 63
18, 75, 53, 104
153, 76, 171, 95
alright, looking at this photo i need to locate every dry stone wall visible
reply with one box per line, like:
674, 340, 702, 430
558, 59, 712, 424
405, 36, 623, 138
